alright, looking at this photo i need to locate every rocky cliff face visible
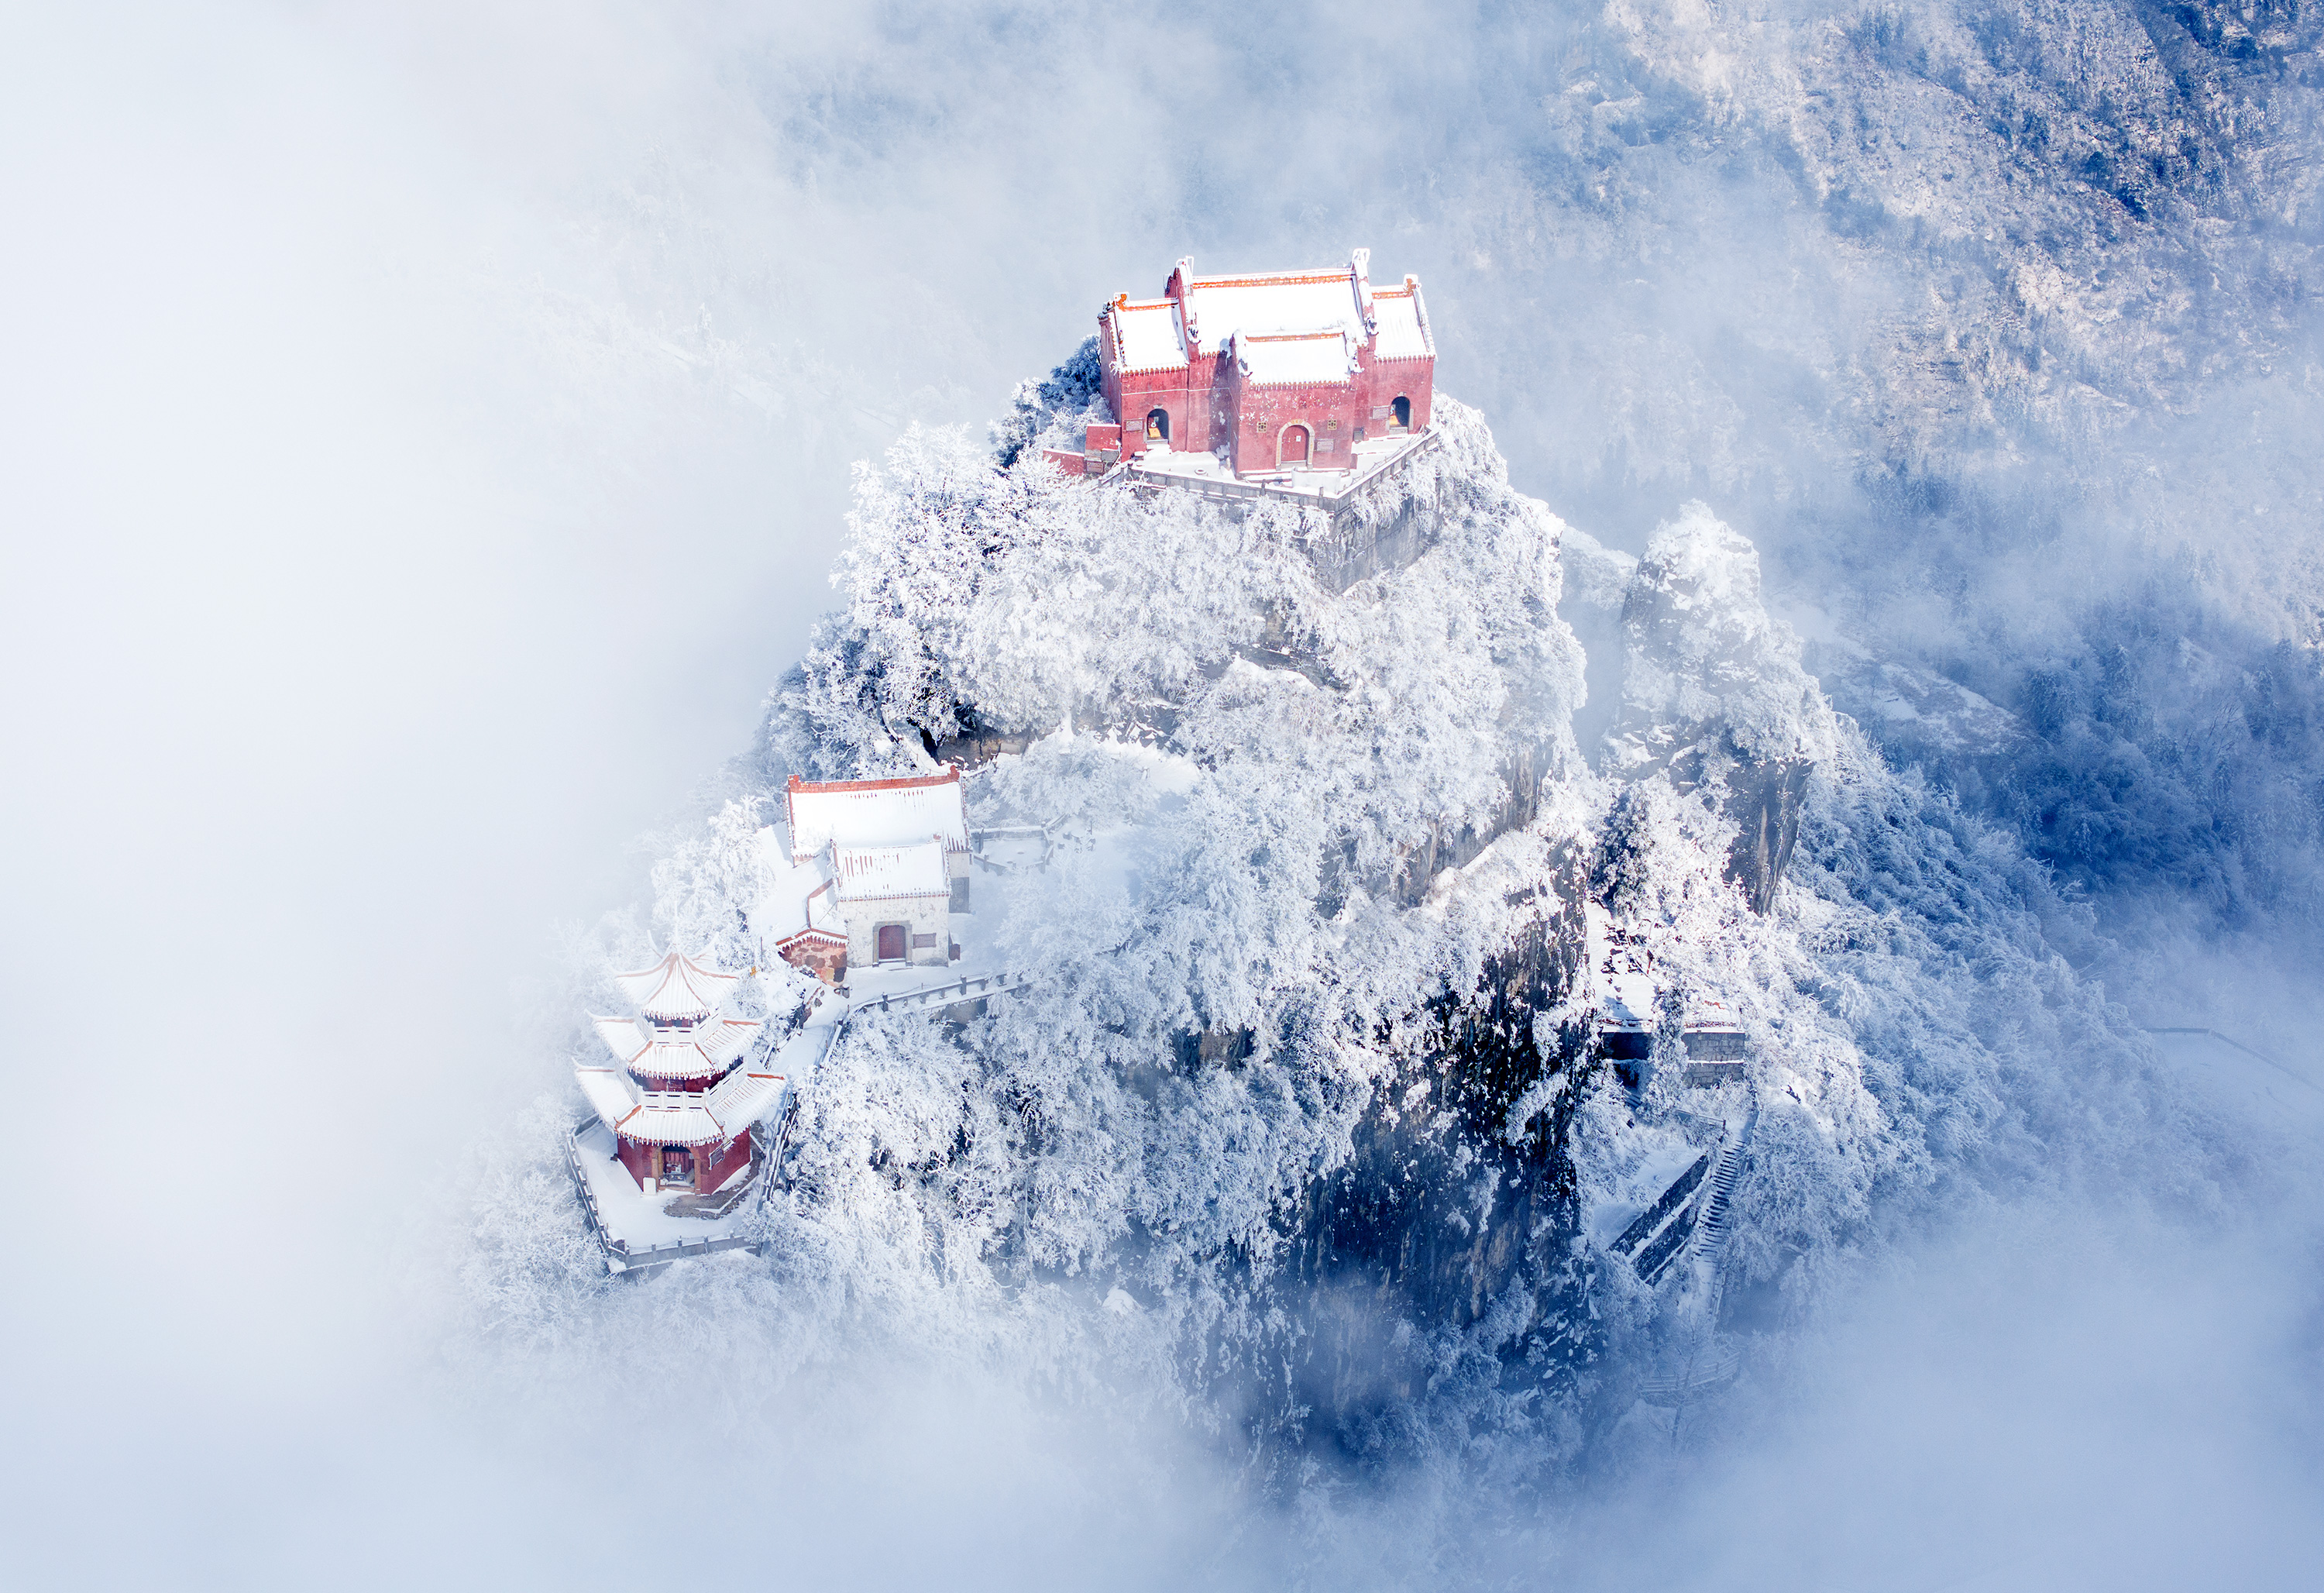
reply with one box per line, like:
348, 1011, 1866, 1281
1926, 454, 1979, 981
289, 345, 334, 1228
1561, 503, 1839, 913
1260, 857, 1596, 1474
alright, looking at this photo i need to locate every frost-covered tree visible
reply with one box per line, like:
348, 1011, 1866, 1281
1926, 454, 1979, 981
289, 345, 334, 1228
650, 797, 772, 972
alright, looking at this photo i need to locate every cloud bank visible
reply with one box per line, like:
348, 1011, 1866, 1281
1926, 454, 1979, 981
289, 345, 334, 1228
5, 1, 2320, 1585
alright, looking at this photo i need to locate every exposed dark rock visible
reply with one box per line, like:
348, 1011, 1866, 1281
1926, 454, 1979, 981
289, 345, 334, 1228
1257, 850, 1595, 1469
1666, 741, 1813, 915
1301, 490, 1440, 594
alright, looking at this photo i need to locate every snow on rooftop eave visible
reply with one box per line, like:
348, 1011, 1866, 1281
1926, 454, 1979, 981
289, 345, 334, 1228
786, 770, 968, 862
1189, 267, 1358, 288
1109, 298, 1189, 373
706, 1068, 789, 1134
1183, 270, 1366, 354
834, 838, 951, 900
1370, 281, 1435, 361
1232, 329, 1360, 387
754, 826, 842, 942
610, 1101, 724, 1147
611, 950, 739, 1021
628, 1017, 762, 1079
591, 1015, 650, 1067
575, 1066, 639, 1135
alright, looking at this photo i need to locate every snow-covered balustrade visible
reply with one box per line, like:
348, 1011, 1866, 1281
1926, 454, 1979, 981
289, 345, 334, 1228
564, 1123, 761, 1275
851, 970, 1030, 1017
1115, 425, 1441, 521
591, 1010, 759, 1087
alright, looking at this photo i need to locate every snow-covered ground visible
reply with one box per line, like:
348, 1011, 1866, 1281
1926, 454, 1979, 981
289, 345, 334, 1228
569, 1120, 748, 1255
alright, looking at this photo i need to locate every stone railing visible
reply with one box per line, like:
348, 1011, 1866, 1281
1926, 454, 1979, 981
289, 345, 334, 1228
563, 1123, 761, 1275
849, 971, 1031, 1017
1119, 427, 1441, 520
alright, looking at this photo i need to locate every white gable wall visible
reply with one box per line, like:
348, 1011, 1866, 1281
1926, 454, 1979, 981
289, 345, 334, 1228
846, 891, 951, 968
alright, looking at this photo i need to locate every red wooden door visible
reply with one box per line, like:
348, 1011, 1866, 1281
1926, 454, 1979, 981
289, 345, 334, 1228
877, 923, 906, 961
1280, 425, 1310, 466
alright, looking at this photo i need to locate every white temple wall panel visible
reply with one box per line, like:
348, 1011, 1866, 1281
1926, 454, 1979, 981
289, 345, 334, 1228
844, 891, 951, 968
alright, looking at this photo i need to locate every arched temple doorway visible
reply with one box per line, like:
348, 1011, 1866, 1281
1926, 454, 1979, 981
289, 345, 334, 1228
1146, 408, 1170, 443
1390, 395, 1411, 432
876, 923, 907, 962
1278, 423, 1312, 468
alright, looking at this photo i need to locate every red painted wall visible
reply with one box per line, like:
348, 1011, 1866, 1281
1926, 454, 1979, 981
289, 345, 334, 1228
696, 1130, 753, 1195
617, 1134, 655, 1189
614, 1129, 752, 1193
1222, 365, 1373, 475
1370, 355, 1435, 434
1096, 264, 1434, 478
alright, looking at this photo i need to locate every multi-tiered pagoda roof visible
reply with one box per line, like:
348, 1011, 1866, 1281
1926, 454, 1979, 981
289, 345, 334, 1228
576, 950, 786, 1192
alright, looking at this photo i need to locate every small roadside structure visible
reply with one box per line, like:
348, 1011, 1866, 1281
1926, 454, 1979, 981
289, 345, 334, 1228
573, 950, 787, 1197
755, 768, 971, 982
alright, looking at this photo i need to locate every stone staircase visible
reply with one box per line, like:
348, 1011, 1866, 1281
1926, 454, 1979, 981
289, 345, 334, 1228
1618, 1107, 1754, 1286
1683, 1120, 1751, 1268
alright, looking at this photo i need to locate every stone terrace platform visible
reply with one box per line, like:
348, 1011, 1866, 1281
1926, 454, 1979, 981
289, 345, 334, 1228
1115, 428, 1439, 518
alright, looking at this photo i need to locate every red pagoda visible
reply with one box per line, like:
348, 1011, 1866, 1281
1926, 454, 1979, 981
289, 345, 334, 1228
574, 951, 788, 1196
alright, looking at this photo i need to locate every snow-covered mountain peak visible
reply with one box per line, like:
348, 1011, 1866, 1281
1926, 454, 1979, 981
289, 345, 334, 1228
1617, 501, 1835, 768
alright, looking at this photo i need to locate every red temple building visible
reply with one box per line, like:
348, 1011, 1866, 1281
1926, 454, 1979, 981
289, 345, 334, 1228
575, 950, 788, 1195
1050, 249, 1435, 478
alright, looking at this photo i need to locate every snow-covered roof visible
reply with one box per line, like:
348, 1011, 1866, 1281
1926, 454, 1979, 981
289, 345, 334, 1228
575, 1062, 790, 1147
1184, 270, 1367, 353
1600, 969, 1658, 1030
704, 1065, 790, 1134
593, 1013, 761, 1079
834, 839, 950, 901
1687, 998, 1742, 1035
1371, 285, 1433, 361
593, 1014, 650, 1065
575, 1067, 640, 1134
786, 769, 968, 863
752, 830, 847, 938
1232, 329, 1359, 387
1109, 299, 1188, 373
611, 951, 738, 1024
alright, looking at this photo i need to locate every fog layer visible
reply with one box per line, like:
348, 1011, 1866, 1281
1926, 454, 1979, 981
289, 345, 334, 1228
5, 2, 2320, 1586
